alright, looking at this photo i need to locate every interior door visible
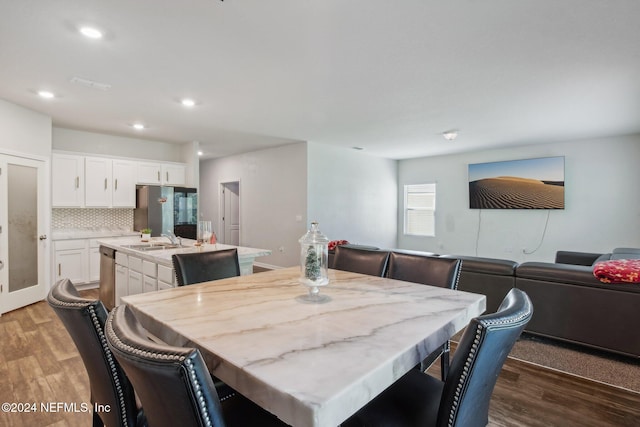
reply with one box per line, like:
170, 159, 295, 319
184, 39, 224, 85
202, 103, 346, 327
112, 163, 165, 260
221, 182, 240, 245
0, 154, 47, 314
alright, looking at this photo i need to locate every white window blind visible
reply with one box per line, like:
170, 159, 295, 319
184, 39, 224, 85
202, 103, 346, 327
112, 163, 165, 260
404, 183, 436, 236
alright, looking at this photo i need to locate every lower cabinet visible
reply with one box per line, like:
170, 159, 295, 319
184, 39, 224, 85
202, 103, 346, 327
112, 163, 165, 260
54, 240, 87, 284
113, 252, 176, 305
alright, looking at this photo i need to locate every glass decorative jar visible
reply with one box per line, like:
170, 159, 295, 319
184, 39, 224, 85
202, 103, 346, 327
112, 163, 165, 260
297, 221, 330, 303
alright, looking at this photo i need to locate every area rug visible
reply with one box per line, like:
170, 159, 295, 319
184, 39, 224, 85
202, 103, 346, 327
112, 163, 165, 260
507, 333, 640, 393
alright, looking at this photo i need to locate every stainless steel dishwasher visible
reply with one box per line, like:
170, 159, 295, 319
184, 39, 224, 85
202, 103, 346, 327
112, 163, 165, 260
99, 246, 116, 310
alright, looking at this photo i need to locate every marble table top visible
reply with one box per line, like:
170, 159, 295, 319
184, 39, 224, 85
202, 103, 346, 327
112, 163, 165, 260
122, 267, 486, 427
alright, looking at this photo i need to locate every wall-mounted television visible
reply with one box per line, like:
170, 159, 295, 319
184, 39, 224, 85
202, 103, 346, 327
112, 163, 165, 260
468, 156, 565, 209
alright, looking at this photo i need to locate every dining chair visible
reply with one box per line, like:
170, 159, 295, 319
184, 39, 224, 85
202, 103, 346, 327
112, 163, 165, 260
387, 251, 462, 380
47, 279, 146, 427
172, 248, 240, 286
105, 304, 287, 427
343, 288, 533, 427
332, 245, 390, 277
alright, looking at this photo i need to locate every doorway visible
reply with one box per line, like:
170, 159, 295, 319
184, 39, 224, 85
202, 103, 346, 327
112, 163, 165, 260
219, 181, 240, 245
0, 154, 47, 314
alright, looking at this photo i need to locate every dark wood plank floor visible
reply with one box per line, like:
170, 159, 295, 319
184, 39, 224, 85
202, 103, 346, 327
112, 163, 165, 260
1, 290, 638, 427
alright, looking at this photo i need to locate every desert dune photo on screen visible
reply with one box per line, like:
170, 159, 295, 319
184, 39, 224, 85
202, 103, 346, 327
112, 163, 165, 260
468, 157, 565, 209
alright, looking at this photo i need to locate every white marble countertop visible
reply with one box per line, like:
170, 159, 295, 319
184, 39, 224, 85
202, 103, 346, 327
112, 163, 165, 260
52, 228, 140, 240
122, 267, 486, 427
98, 236, 272, 267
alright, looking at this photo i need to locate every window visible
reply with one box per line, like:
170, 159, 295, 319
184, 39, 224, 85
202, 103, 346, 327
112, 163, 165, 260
404, 183, 436, 236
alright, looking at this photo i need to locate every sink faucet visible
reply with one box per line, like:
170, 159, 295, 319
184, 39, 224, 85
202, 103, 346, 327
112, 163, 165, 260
161, 230, 181, 246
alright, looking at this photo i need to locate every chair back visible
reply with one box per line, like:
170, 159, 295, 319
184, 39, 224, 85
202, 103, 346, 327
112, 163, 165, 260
47, 279, 139, 427
387, 252, 462, 289
106, 305, 226, 427
333, 246, 390, 277
437, 288, 533, 427
172, 248, 240, 286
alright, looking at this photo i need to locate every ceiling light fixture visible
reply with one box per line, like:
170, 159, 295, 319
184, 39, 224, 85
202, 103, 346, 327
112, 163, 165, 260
38, 90, 55, 99
442, 130, 458, 141
132, 123, 145, 130
181, 98, 196, 107
197, 150, 203, 156
79, 26, 103, 39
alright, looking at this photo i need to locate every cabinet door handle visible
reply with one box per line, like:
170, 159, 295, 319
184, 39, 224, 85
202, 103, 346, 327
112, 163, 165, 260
104, 178, 108, 190
76, 176, 79, 188
115, 179, 118, 190
58, 263, 61, 276
166, 171, 169, 182
157, 171, 160, 182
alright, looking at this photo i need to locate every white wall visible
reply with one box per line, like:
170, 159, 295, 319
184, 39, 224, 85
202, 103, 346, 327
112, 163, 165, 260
199, 143, 307, 268
398, 134, 640, 262
52, 127, 184, 162
0, 99, 51, 157
307, 143, 398, 249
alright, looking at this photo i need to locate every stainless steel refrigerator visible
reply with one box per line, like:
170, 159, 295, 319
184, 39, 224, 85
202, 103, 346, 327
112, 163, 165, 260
134, 185, 198, 239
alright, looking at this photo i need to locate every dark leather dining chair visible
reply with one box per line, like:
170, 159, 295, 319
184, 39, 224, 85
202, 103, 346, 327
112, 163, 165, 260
47, 279, 146, 427
343, 288, 532, 427
172, 248, 240, 286
105, 305, 287, 427
387, 252, 462, 379
332, 245, 390, 277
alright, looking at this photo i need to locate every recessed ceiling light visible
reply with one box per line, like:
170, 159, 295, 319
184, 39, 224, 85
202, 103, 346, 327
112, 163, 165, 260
181, 98, 196, 107
38, 90, 55, 99
197, 151, 203, 156
79, 26, 103, 39
442, 130, 458, 141
132, 123, 145, 130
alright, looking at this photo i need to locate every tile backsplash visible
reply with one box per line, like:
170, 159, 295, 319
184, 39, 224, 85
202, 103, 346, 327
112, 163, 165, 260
52, 208, 134, 230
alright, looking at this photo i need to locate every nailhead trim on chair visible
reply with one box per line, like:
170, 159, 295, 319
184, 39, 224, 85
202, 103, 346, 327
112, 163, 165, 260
185, 358, 213, 427
48, 291, 132, 427
446, 325, 483, 427
105, 314, 187, 362
453, 260, 462, 290
88, 305, 131, 427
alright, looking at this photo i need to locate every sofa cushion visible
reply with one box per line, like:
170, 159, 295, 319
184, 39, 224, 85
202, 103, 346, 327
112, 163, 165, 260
593, 259, 640, 284
611, 247, 640, 260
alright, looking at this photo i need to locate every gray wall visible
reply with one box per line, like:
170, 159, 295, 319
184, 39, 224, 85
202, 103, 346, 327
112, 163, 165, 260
199, 143, 308, 268
397, 134, 640, 261
307, 142, 398, 249
0, 99, 51, 158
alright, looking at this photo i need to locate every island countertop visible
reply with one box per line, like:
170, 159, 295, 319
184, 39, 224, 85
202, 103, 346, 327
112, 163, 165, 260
97, 237, 272, 269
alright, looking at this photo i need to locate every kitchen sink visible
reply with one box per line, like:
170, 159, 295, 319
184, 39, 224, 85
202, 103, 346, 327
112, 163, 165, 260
122, 243, 184, 251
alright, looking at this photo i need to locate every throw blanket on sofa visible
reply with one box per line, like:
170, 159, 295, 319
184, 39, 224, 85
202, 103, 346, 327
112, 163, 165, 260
593, 259, 640, 284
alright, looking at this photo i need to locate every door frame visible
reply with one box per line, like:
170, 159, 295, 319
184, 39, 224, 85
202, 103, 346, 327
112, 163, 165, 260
0, 149, 51, 315
218, 180, 241, 245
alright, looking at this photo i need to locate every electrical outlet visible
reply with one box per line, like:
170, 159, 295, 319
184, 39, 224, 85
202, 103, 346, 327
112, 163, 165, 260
278, 246, 285, 253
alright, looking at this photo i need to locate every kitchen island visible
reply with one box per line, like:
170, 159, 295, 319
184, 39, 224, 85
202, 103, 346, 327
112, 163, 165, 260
98, 237, 271, 308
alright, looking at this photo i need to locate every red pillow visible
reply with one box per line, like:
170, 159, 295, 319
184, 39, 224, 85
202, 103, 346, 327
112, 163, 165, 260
593, 259, 640, 284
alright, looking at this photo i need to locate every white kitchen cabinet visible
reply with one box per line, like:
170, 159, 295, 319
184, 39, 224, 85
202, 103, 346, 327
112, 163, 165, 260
115, 264, 129, 306
143, 275, 157, 293
88, 242, 101, 283
161, 163, 186, 186
128, 271, 143, 296
54, 240, 88, 283
157, 264, 175, 290
52, 154, 84, 207
137, 161, 186, 186
85, 157, 113, 207
112, 159, 136, 207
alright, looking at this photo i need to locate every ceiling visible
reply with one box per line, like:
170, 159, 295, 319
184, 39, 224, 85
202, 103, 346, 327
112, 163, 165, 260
1, 1, 639, 160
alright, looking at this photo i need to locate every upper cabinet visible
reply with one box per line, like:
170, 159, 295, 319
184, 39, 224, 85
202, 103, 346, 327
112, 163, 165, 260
53, 153, 180, 208
52, 154, 84, 207
137, 162, 186, 186
112, 159, 137, 207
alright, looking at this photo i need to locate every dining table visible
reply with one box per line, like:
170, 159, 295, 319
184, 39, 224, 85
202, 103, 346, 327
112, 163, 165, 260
121, 266, 486, 427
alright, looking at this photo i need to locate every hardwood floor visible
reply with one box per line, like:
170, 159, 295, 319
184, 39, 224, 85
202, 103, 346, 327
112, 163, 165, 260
1, 291, 638, 427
